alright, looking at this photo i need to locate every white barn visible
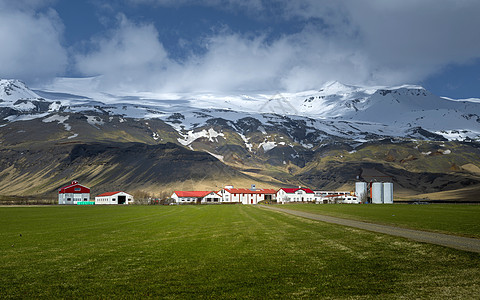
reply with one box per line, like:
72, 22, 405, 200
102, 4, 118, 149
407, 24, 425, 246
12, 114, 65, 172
95, 191, 133, 205
58, 181, 90, 205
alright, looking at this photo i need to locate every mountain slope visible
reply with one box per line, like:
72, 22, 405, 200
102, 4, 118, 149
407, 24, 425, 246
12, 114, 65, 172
2, 78, 480, 201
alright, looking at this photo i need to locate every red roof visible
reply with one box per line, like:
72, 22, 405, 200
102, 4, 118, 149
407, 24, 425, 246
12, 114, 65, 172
173, 191, 218, 198
96, 191, 127, 197
58, 181, 90, 194
324, 194, 346, 198
224, 188, 277, 194
278, 188, 315, 194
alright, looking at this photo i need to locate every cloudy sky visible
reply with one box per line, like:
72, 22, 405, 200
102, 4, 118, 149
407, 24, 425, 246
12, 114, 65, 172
1, 0, 480, 98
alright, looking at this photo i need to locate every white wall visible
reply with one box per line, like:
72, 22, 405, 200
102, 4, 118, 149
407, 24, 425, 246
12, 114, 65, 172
95, 192, 133, 205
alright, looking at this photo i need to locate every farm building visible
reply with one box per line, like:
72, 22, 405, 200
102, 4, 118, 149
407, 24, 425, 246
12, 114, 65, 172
220, 186, 276, 204
276, 187, 315, 203
314, 190, 350, 197
356, 182, 393, 204
58, 181, 90, 205
95, 191, 134, 205
171, 191, 222, 204
315, 194, 359, 204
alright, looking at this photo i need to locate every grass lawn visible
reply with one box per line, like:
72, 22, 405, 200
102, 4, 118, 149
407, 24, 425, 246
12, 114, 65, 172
279, 203, 480, 238
0, 205, 479, 298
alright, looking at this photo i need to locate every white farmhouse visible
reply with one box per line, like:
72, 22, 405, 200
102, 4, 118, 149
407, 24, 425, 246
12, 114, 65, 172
95, 191, 133, 205
220, 187, 276, 204
276, 187, 315, 204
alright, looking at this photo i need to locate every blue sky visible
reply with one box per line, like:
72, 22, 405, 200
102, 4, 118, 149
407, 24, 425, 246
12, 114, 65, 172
1, 0, 480, 98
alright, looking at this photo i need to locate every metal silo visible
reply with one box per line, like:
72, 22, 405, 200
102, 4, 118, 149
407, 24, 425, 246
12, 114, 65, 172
355, 182, 367, 201
383, 182, 393, 204
371, 182, 384, 204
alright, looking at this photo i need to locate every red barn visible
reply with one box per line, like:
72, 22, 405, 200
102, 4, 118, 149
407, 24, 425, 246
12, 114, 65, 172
58, 181, 91, 205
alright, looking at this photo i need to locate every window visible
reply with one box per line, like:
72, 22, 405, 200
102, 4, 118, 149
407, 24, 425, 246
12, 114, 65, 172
67, 198, 71, 201
75, 188, 81, 191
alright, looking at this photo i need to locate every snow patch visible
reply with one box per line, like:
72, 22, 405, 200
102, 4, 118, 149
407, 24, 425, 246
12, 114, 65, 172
86, 116, 104, 127
259, 141, 277, 152
43, 114, 71, 131
300, 142, 314, 149
5, 113, 49, 122
207, 151, 224, 162
48, 102, 62, 112
177, 128, 225, 145
239, 133, 253, 152
14, 101, 36, 111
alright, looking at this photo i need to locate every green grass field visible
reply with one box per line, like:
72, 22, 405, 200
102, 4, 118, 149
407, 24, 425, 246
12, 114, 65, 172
281, 203, 480, 238
1, 205, 479, 299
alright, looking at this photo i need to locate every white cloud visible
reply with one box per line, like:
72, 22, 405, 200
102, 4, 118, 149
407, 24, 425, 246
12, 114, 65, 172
0, 1, 67, 83
279, 0, 480, 84
74, 14, 171, 92
25, 0, 478, 95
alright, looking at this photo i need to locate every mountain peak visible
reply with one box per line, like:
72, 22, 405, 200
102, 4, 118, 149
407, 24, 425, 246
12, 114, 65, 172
320, 81, 355, 94
0, 79, 41, 101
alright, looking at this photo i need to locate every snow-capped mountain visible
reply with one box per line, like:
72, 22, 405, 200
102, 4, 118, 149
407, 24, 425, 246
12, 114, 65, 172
2, 78, 480, 199
2, 78, 480, 143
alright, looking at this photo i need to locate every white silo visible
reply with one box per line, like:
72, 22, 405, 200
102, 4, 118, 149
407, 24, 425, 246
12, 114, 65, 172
383, 182, 394, 204
355, 182, 367, 201
371, 182, 384, 204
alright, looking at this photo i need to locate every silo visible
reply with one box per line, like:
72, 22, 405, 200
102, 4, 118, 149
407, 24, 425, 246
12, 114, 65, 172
355, 182, 367, 201
371, 182, 384, 204
383, 182, 394, 204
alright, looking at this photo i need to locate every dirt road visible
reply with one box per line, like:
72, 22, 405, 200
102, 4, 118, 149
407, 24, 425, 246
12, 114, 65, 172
259, 205, 480, 254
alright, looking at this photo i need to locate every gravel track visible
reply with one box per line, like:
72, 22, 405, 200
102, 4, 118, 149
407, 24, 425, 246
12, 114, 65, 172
259, 205, 480, 253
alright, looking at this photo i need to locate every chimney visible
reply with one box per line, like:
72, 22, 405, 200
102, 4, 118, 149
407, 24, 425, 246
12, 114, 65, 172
251, 184, 256, 191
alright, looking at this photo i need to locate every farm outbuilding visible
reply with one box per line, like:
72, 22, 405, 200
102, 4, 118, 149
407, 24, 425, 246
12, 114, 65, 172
171, 191, 222, 204
95, 191, 133, 205
58, 181, 90, 205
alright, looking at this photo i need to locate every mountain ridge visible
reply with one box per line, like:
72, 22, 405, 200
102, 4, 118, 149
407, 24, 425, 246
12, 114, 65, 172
2, 78, 480, 201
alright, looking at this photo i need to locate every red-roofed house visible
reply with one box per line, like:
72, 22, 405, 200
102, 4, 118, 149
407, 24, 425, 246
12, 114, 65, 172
220, 186, 277, 204
276, 187, 315, 203
58, 181, 90, 205
95, 191, 134, 205
171, 191, 222, 204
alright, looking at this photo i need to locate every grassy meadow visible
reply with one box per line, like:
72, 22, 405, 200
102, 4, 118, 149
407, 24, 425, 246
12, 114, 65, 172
1, 205, 479, 299
282, 203, 480, 238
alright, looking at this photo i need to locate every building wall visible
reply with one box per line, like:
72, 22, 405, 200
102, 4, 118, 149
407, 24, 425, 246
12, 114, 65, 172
221, 190, 266, 204
95, 192, 133, 205
58, 193, 90, 204
201, 193, 222, 204
277, 189, 315, 203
